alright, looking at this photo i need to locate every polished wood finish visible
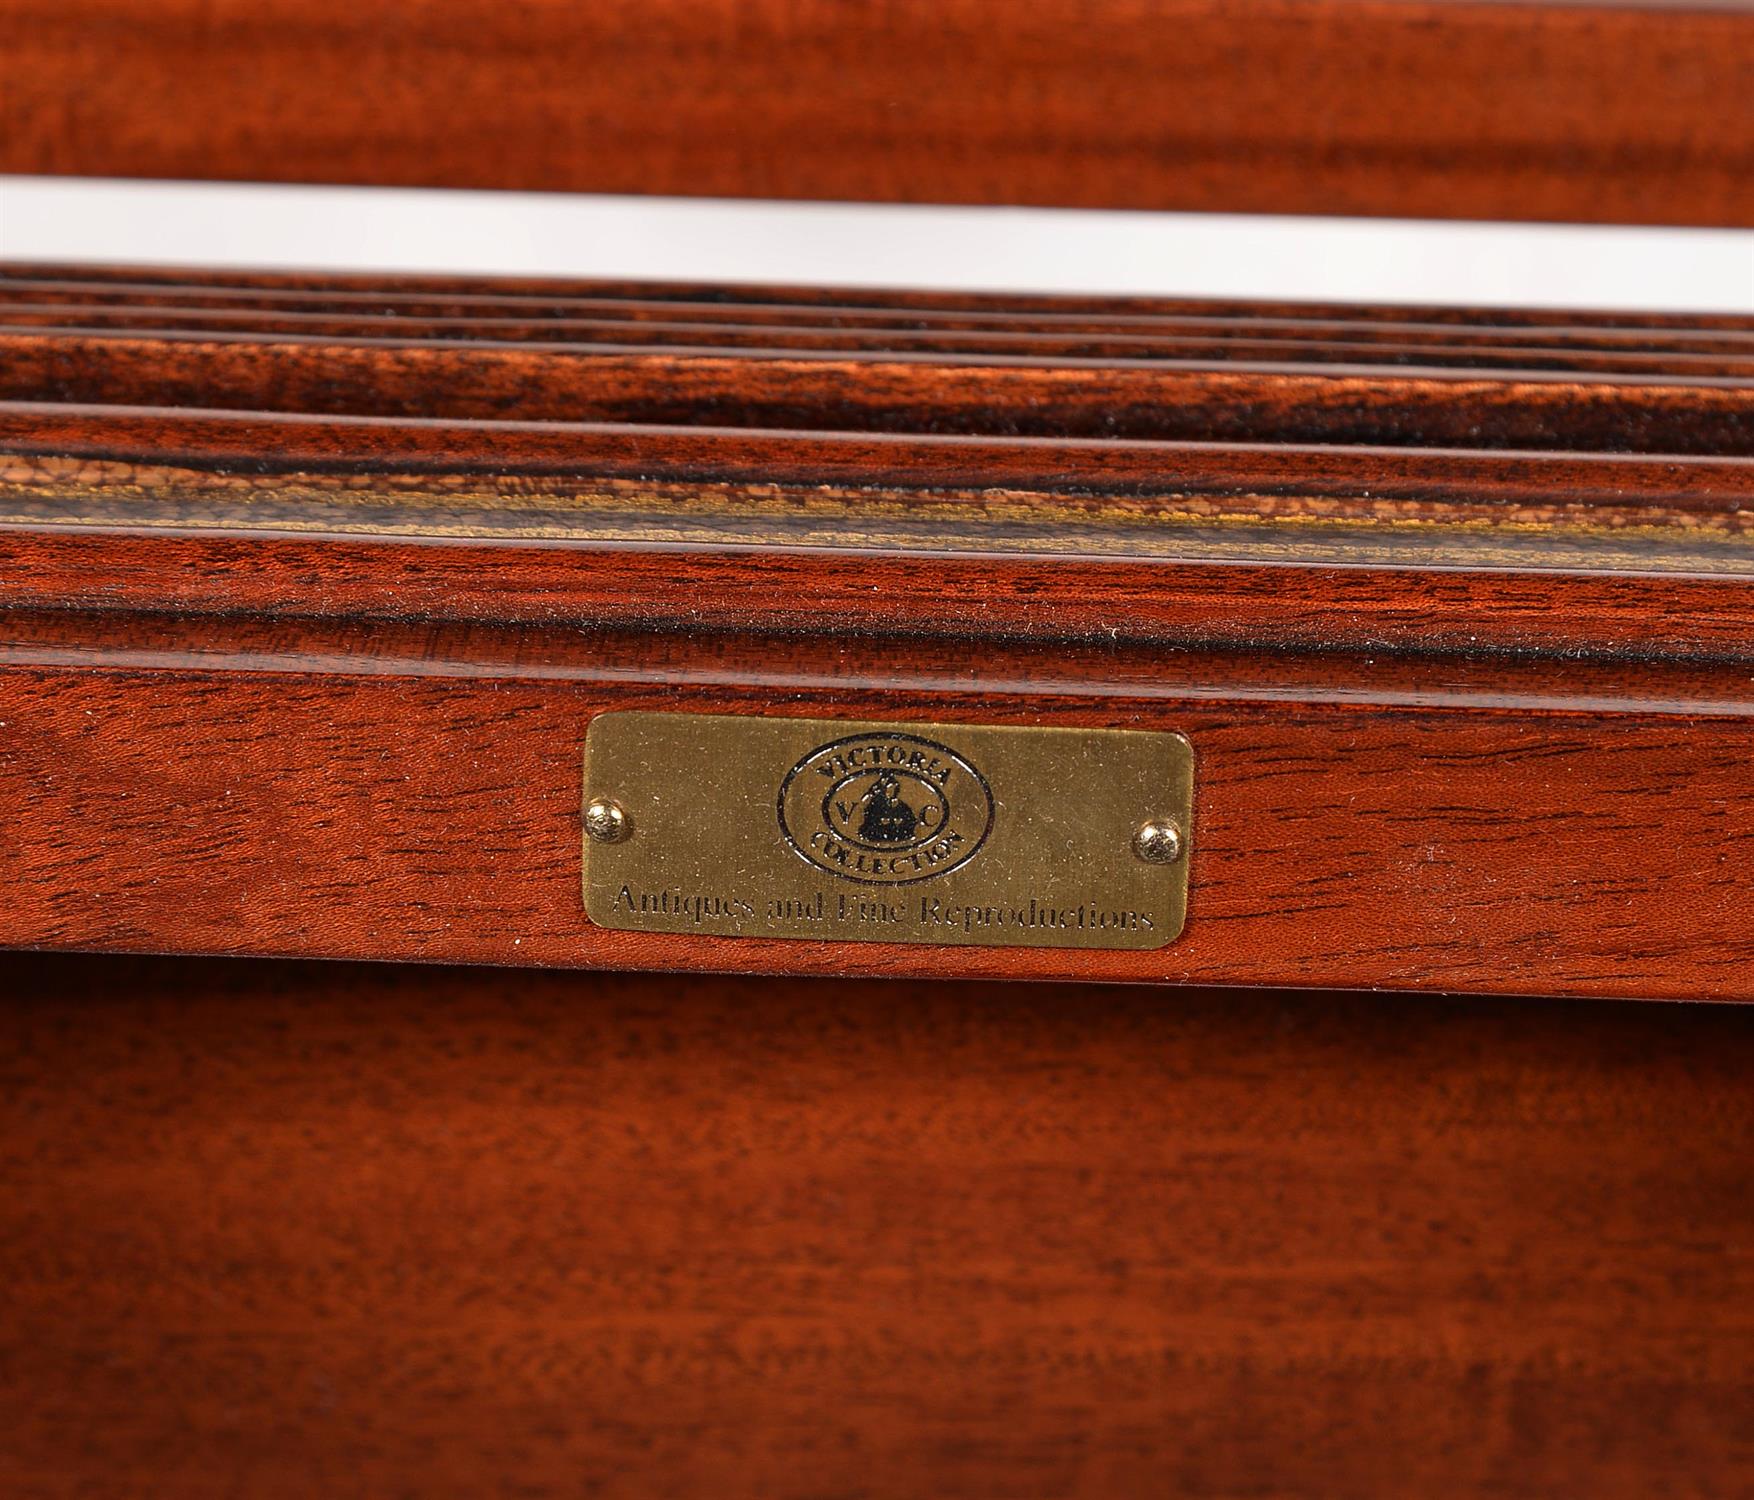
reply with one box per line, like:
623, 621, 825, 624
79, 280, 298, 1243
14, 263, 1754, 329
8, 269, 1753, 666
3, 267, 1753, 997
4, 1, 1753, 225
3, 952, 1750, 1496
8, 19, 1751, 1498
5, 609, 1754, 998
5, 266, 1754, 450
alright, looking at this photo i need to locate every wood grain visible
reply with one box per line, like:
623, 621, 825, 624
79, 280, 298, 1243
2, 268, 1753, 994
3, 1, 1753, 225
5, 271, 1751, 457
2, 951, 1750, 1496
9, 331, 1754, 453
11, 264, 1754, 333
4, 278, 1754, 375
9, 398, 1754, 659
3, 610, 1753, 998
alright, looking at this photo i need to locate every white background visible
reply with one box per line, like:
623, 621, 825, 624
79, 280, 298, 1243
3, 177, 1751, 313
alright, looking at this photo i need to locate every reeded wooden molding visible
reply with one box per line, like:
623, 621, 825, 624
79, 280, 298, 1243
5, 382, 1754, 657
5, 269, 1752, 452
3, 2, 1753, 224
10, 264, 1754, 333
3, 267, 1753, 997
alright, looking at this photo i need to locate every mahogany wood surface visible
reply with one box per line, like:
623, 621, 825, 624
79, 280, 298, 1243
2, 608, 1754, 998
6, 266, 1754, 453
2, 951, 1751, 1497
8, 22, 1754, 1499
4, 1, 1754, 225
3, 266, 1754, 997
13, 263, 1754, 329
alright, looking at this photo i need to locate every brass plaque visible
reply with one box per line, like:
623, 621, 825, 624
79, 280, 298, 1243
583, 713, 1192, 951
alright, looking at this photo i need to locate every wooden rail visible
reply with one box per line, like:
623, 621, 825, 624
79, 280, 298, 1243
3, 1, 1753, 224
3, 266, 1753, 998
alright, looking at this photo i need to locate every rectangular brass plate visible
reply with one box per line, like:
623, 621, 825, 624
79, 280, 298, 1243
583, 713, 1191, 951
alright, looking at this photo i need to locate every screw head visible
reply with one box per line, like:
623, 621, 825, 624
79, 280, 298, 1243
1131, 818, 1184, 865
584, 797, 631, 844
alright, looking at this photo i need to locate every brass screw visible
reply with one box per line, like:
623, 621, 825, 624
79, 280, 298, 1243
584, 796, 632, 844
1131, 819, 1184, 865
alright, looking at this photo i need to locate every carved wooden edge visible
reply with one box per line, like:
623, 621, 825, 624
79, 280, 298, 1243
2, 270, 1751, 997
4, 402, 1754, 660
9, 263, 1754, 331
4, 607, 1752, 1000
4, 2, 1753, 225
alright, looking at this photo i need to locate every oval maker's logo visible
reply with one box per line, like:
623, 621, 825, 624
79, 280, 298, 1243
777, 731, 994, 885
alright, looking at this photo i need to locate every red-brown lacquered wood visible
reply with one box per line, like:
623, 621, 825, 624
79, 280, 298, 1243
12, 530, 1754, 663
3, 1, 1753, 225
8, 404, 1754, 659
9, 265, 1754, 337
4, 269, 1753, 994
3, 610, 1753, 999
12, 305, 1754, 378
7, 291, 1754, 365
12, 403, 1754, 553
6, 280, 1754, 375
9, 331, 1754, 453
3, 952, 1751, 1496
12, 402, 1754, 508
5, 268, 1751, 454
